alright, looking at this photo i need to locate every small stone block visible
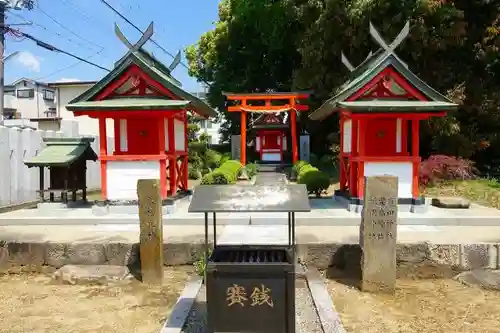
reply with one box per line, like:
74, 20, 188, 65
360, 176, 398, 294
432, 196, 470, 209
52, 264, 132, 285
137, 179, 164, 285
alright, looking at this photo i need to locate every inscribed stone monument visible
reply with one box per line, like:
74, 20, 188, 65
231, 135, 241, 161
360, 176, 398, 294
300, 134, 310, 162
137, 179, 163, 284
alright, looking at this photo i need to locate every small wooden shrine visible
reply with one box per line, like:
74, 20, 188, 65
24, 137, 98, 203
309, 21, 458, 206
66, 23, 217, 201
223, 92, 310, 165
251, 112, 289, 163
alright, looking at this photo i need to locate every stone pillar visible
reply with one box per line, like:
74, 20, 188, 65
299, 134, 310, 163
231, 135, 241, 161
137, 179, 164, 285
360, 176, 398, 294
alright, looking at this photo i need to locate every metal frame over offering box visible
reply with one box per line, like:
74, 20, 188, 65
188, 184, 311, 333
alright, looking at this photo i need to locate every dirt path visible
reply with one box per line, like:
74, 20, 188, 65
0, 267, 192, 333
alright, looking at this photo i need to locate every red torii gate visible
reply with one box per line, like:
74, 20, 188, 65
223, 92, 310, 165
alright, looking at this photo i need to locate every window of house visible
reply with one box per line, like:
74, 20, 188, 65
44, 108, 57, 117
4, 89, 14, 96
200, 119, 212, 129
17, 89, 34, 98
43, 89, 55, 101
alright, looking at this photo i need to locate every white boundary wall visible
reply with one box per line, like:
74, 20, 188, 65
0, 119, 113, 207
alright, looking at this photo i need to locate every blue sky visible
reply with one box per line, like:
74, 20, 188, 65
4, 0, 219, 92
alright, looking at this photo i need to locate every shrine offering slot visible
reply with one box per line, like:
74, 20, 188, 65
206, 246, 295, 333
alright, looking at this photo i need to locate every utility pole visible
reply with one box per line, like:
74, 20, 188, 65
0, 0, 34, 125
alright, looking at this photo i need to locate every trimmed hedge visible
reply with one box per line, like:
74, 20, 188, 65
200, 159, 243, 185
294, 160, 330, 196
245, 163, 257, 178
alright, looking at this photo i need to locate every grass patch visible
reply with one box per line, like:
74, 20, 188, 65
423, 179, 500, 209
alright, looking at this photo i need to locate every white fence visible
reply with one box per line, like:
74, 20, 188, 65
0, 119, 114, 207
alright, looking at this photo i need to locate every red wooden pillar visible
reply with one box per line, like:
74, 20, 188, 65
158, 117, 167, 198
240, 111, 247, 165
339, 117, 345, 191
98, 117, 108, 200
183, 111, 189, 190
412, 119, 420, 198
290, 108, 298, 164
350, 119, 358, 197
168, 116, 177, 195
357, 118, 366, 199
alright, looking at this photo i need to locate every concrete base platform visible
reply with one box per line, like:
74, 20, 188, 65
0, 224, 499, 272
334, 194, 429, 214
2, 197, 500, 226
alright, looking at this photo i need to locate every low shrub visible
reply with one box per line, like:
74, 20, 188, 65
292, 160, 308, 174
419, 154, 477, 187
201, 159, 243, 185
200, 170, 232, 185
296, 162, 331, 196
220, 153, 231, 166
245, 163, 258, 178
188, 165, 202, 180
205, 149, 222, 169
309, 153, 319, 167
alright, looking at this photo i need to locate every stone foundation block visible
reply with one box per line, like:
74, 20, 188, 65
66, 243, 107, 265
45, 242, 68, 268
104, 243, 139, 266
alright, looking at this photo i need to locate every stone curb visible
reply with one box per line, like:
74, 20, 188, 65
160, 275, 203, 333
1, 241, 499, 272
306, 267, 347, 333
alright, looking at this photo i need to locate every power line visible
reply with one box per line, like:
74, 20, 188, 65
8, 27, 111, 72
34, 49, 105, 81
7, 11, 100, 52
36, 3, 105, 52
61, 0, 108, 30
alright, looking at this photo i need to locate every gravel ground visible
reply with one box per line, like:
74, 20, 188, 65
181, 284, 323, 333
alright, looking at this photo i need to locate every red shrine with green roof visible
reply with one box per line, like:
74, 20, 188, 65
309, 21, 458, 210
66, 22, 217, 201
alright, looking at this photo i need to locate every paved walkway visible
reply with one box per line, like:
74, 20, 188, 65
254, 171, 288, 186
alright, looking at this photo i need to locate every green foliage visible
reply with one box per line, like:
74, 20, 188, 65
205, 149, 222, 169
292, 160, 309, 174
188, 165, 202, 180
245, 163, 258, 178
309, 153, 319, 167
193, 249, 212, 277
297, 163, 331, 197
220, 153, 231, 166
200, 160, 243, 185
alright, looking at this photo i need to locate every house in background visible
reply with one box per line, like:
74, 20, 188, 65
192, 91, 222, 144
47, 80, 115, 137
3, 78, 58, 130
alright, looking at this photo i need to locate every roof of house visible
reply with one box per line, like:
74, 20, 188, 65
24, 137, 97, 167
309, 46, 459, 120
47, 80, 98, 87
10, 78, 52, 89
68, 48, 217, 118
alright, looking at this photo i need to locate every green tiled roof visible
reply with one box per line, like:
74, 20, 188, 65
67, 98, 191, 111
338, 100, 457, 112
69, 49, 217, 118
309, 50, 458, 120
24, 137, 97, 167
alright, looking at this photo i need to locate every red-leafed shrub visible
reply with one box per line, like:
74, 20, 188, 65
419, 155, 477, 187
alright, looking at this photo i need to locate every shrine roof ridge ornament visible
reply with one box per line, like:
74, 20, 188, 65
341, 21, 410, 72
114, 21, 182, 72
